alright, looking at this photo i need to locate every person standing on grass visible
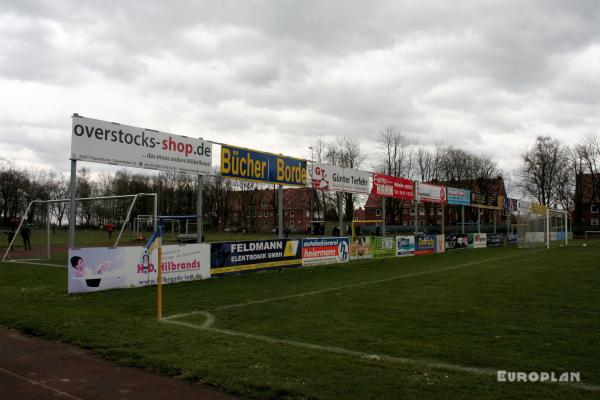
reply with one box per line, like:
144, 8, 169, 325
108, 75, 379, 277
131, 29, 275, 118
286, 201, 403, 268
4, 227, 16, 251
21, 224, 31, 250
106, 222, 115, 239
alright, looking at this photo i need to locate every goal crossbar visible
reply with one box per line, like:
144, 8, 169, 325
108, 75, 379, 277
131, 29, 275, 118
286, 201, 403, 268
1, 193, 157, 262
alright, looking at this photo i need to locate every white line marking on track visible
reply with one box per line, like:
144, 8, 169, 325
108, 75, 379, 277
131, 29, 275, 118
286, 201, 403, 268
0, 366, 84, 400
162, 248, 600, 391
5, 260, 65, 268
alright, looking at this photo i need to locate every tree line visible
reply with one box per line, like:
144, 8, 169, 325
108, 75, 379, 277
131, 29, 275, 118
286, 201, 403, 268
1, 129, 597, 230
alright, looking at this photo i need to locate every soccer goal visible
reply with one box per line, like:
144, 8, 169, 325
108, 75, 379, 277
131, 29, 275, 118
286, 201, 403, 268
1, 193, 157, 263
511, 204, 568, 249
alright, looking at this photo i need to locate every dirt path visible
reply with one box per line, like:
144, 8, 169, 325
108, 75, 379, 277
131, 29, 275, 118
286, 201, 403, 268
0, 326, 241, 400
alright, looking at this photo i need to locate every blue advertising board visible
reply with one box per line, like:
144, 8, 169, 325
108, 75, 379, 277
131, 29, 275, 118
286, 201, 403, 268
221, 145, 308, 186
447, 187, 471, 206
415, 234, 436, 256
210, 239, 302, 275
302, 237, 349, 266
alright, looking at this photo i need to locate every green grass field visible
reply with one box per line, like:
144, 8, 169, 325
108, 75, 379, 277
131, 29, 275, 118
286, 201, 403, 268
0, 242, 598, 399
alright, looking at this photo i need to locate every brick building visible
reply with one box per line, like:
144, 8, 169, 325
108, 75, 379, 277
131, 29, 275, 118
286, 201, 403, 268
361, 178, 507, 230
226, 187, 316, 233
574, 174, 600, 227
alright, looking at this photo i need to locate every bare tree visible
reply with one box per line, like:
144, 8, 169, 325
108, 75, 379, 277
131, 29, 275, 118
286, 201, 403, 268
520, 136, 571, 207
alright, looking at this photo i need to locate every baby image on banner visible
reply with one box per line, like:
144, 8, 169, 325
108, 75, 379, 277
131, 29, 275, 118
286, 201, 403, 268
350, 236, 373, 260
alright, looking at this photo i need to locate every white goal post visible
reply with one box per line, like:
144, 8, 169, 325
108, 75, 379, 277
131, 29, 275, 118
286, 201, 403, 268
1, 193, 157, 262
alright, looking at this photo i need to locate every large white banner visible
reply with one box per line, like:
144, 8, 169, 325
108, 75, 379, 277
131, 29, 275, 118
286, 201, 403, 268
68, 244, 210, 293
311, 162, 370, 193
416, 182, 447, 203
71, 116, 212, 175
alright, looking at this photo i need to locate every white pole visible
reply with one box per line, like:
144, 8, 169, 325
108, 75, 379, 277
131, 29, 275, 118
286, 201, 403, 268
546, 207, 550, 249
1, 200, 35, 262
47, 202, 51, 260
114, 194, 139, 247
564, 212, 568, 246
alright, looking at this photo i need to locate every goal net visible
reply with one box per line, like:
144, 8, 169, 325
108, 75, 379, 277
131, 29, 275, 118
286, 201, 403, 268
2, 193, 156, 264
511, 204, 568, 249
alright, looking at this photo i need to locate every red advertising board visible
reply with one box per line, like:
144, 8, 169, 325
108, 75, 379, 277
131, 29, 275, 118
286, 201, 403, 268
371, 173, 415, 200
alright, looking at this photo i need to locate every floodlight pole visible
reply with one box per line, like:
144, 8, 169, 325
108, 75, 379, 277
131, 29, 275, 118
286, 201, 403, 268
477, 208, 481, 234
441, 203, 445, 236
197, 175, 203, 243
47, 202, 51, 259
414, 200, 418, 235
382, 197, 386, 236
461, 205, 465, 234
278, 185, 283, 239
68, 159, 77, 249
338, 192, 343, 236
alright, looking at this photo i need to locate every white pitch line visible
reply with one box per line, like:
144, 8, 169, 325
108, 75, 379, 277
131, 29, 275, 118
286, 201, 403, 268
0, 366, 84, 400
5, 260, 65, 268
161, 248, 600, 392
166, 249, 545, 318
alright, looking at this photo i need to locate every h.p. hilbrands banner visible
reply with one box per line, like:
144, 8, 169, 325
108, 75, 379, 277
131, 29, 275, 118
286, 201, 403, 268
221, 145, 307, 186
312, 162, 370, 193
371, 173, 414, 200
71, 116, 212, 175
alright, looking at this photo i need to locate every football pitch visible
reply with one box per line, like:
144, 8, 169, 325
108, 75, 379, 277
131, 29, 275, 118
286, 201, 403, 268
0, 243, 598, 399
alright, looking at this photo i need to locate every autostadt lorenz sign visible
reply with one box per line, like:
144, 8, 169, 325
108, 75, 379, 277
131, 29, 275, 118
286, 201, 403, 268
71, 115, 212, 175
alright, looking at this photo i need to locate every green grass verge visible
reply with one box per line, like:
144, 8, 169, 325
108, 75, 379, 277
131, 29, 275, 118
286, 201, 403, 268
0, 242, 598, 399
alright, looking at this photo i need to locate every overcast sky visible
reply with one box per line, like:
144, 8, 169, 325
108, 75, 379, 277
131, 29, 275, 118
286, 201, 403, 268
1, 0, 599, 177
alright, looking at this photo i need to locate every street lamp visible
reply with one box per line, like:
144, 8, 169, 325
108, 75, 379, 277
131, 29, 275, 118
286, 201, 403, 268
308, 146, 313, 234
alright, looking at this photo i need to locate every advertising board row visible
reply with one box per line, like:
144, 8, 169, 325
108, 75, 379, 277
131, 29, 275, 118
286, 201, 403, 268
69, 232, 507, 293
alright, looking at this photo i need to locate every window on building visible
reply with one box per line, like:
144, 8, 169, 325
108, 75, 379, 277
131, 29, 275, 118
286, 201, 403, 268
290, 211, 295, 217
419, 220, 425, 226
306, 211, 310, 218
410, 220, 415, 226
438, 208, 443, 214
376, 209, 382, 216
429, 209, 435, 215
261, 201, 267, 208
264, 221, 267, 226
592, 205, 599, 213
252, 212, 256, 217
591, 218, 599, 226
403, 209, 408, 215
437, 219, 442, 225
419, 209, 425, 216
290, 221, 295, 227
403, 220, 408, 226
410, 209, 415, 215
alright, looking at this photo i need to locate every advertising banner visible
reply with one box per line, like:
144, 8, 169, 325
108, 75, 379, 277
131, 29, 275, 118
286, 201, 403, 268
221, 145, 307, 187
68, 244, 210, 294
311, 162, 370, 193
416, 182, 447, 204
302, 237, 350, 266
468, 233, 487, 248
396, 235, 415, 257
371, 174, 414, 200
372, 236, 396, 258
444, 234, 469, 250
350, 236, 373, 260
435, 235, 445, 253
71, 116, 212, 175
487, 233, 503, 247
447, 187, 471, 206
210, 239, 302, 275
471, 192, 504, 209
415, 234, 436, 256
